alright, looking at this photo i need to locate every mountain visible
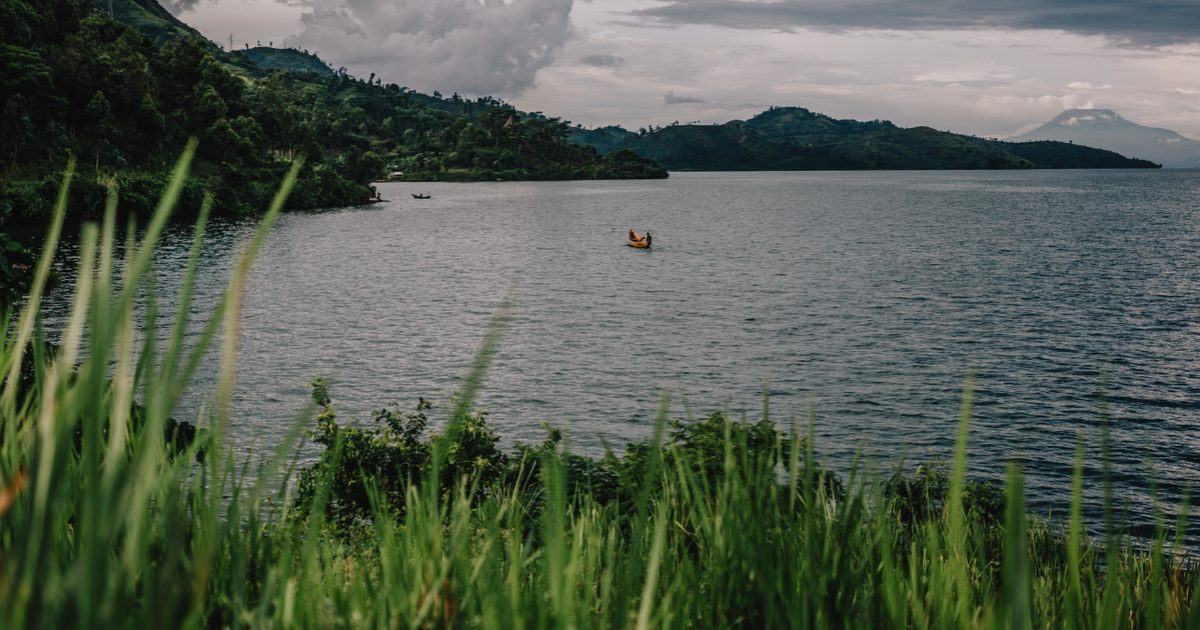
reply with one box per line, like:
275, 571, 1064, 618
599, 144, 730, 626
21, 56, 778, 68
1011, 109, 1200, 168
571, 107, 1160, 171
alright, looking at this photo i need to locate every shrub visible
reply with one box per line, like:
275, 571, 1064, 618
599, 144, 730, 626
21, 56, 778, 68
292, 380, 506, 528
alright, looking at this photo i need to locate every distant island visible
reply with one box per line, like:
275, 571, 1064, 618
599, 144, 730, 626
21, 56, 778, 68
569, 106, 1161, 171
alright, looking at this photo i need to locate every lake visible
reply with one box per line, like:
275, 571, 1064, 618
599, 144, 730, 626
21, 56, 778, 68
41, 169, 1200, 534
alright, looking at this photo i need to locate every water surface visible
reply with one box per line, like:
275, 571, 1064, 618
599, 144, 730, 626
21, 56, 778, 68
43, 170, 1200, 534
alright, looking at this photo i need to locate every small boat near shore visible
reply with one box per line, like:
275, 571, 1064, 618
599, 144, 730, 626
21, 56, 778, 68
628, 229, 652, 249
412, 193, 431, 199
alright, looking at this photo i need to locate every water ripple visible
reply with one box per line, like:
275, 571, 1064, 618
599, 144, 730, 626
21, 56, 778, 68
37, 169, 1200, 538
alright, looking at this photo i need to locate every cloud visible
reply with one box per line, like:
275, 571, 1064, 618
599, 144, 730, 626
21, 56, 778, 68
282, 0, 575, 96
911, 67, 1015, 86
1066, 81, 1112, 89
630, 0, 1200, 46
161, 0, 205, 14
579, 53, 625, 68
663, 90, 706, 105
978, 92, 1097, 131
299, 7, 366, 38
1063, 114, 1100, 125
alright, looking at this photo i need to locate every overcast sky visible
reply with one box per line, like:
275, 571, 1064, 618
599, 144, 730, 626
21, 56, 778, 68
173, 0, 1200, 138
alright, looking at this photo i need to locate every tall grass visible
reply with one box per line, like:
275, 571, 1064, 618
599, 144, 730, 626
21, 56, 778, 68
1, 150, 1198, 628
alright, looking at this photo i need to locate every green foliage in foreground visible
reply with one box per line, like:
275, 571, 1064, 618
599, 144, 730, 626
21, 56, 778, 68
1, 153, 1199, 628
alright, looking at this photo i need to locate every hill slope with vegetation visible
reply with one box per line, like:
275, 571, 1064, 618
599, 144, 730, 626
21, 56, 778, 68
231, 46, 334, 77
572, 106, 1161, 171
103, 0, 204, 43
0, 0, 666, 222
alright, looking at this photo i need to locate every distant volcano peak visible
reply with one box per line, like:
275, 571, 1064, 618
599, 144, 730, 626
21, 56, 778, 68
1013, 108, 1200, 168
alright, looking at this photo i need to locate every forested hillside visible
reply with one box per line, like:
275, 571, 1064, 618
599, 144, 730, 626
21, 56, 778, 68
571, 106, 1161, 171
0, 0, 665, 222
232, 47, 334, 77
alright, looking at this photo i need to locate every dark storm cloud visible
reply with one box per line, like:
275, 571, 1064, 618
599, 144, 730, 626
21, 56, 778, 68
632, 0, 1200, 45
580, 53, 626, 68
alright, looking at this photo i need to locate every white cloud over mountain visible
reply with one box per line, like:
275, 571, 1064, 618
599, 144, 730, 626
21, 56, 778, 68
281, 0, 575, 96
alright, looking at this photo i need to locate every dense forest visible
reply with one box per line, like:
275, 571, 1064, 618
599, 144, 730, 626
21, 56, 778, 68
570, 106, 1162, 170
0, 0, 666, 223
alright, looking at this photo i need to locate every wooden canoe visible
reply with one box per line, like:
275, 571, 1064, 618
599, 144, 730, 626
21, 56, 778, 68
627, 229, 651, 249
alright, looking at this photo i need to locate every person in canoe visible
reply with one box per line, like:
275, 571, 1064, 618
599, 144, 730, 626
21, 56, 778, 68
628, 229, 652, 248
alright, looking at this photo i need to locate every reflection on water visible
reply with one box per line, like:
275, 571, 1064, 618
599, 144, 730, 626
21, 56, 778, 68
39, 169, 1200, 536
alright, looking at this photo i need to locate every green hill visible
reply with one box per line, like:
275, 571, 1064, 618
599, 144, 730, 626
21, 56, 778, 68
232, 47, 333, 77
571, 106, 1160, 170
998, 140, 1160, 169
618, 123, 816, 170
102, 0, 207, 43
743, 106, 897, 143
568, 125, 636, 155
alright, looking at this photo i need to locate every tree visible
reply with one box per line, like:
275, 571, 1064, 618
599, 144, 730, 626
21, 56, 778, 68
344, 149, 383, 184
193, 85, 227, 130
0, 94, 34, 168
0, 45, 52, 109
84, 89, 113, 171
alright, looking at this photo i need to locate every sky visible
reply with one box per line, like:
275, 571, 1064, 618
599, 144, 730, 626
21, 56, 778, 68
170, 0, 1200, 139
